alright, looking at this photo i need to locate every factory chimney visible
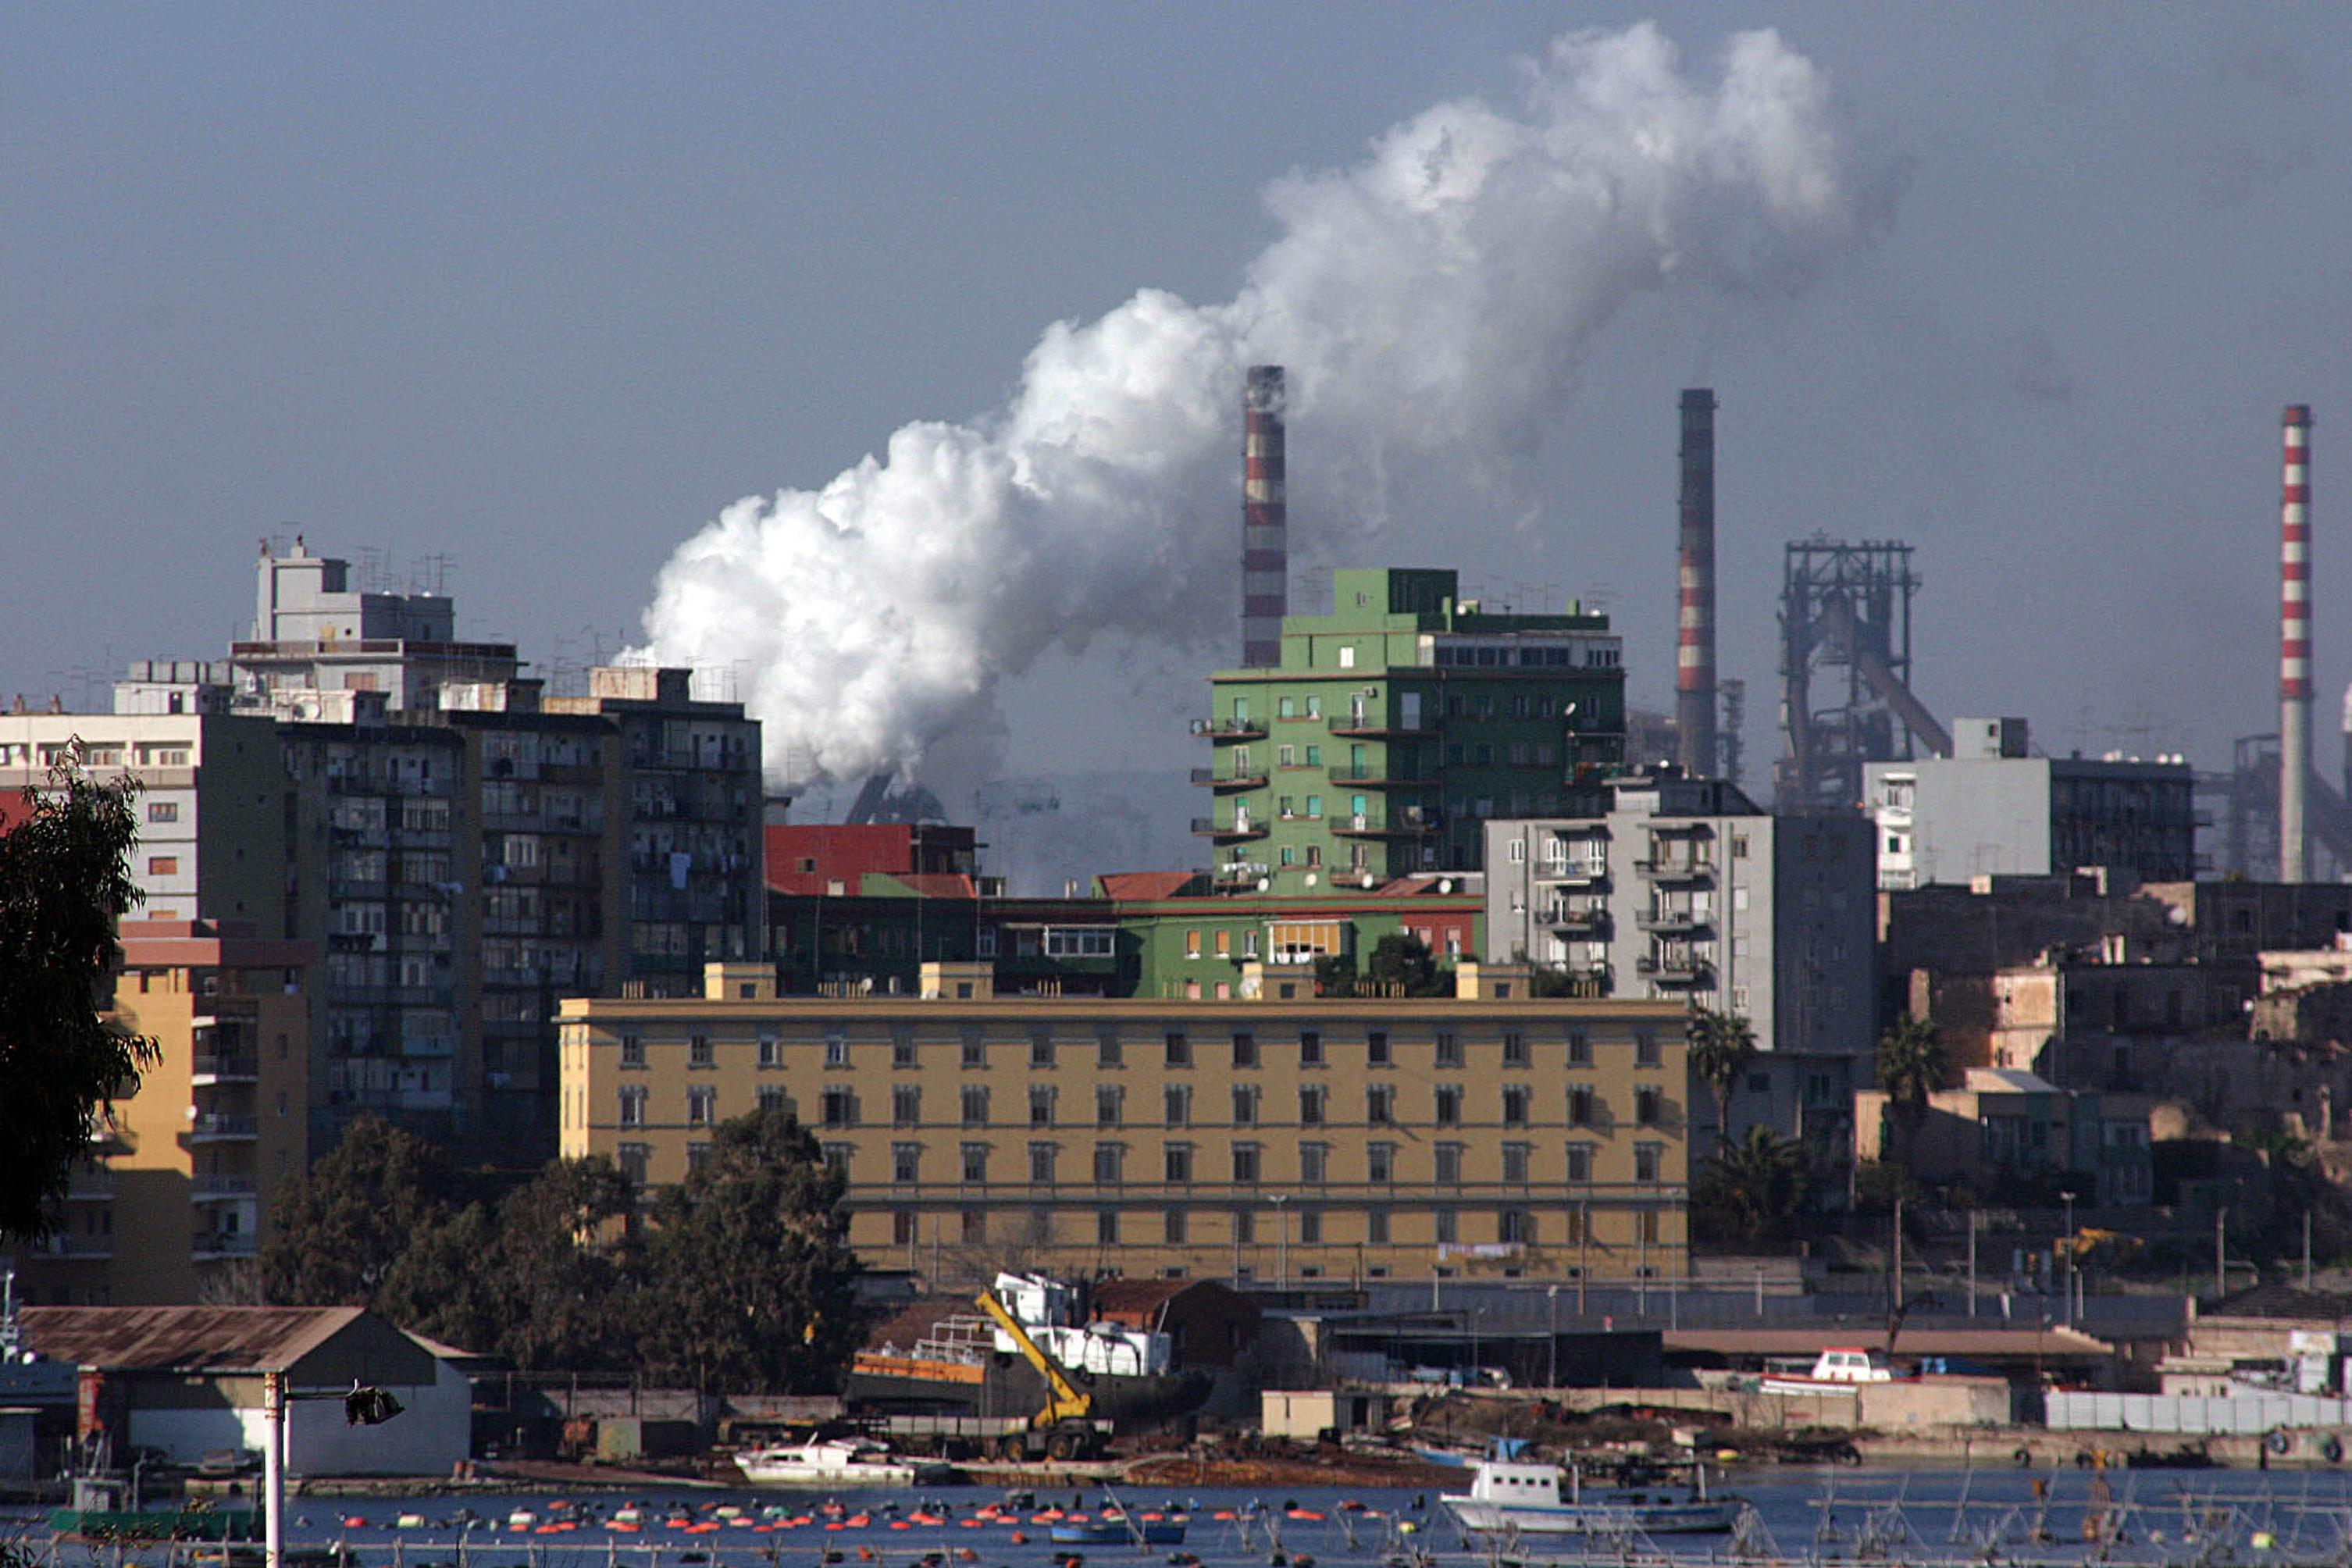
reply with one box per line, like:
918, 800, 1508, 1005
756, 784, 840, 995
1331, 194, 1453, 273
1241, 366, 1288, 668
1676, 388, 1719, 777
2281, 403, 2314, 882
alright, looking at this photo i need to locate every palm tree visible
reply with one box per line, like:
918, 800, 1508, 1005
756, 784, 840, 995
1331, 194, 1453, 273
1695, 1125, 1811, 1245
1687, 1008, 1759, 1150
1875, 1013, 1949, 1171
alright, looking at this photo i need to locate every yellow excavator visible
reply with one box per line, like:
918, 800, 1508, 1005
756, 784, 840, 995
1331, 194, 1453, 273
974, 1288, 1106, 1461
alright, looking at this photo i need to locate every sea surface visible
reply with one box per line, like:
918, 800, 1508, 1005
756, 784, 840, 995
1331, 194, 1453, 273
15, 1468, 2352, 1568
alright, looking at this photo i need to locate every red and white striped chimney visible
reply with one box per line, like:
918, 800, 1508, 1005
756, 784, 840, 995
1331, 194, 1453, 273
1242, 366, 1288, 668
1676, 388, 1719, 776
2282, 402, 2314, 882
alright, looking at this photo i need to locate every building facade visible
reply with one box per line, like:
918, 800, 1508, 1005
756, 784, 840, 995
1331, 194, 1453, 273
1867, 718, 2197, 892
1196, 568, 1624, 887
561, 963, 1691, 1285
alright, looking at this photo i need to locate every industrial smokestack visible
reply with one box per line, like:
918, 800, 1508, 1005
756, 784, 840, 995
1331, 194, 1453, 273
1676, 387, 1719, 777
1242, 366, 1288, 668
2282, 403, 2314, 882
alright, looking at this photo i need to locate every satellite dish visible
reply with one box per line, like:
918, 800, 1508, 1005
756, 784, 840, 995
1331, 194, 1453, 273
1304, 872, 1319, 887
1256, 877, 1270, 892
1360, 872, 1376, 889
1438, 878, 1454, 894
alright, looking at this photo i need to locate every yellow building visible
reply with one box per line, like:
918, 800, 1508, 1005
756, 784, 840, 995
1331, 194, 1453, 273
559, 961, 1689, 1285
3, 920, 312, 1304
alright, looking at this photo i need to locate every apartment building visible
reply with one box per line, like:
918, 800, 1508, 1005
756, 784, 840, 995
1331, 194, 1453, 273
1196, 568, 1625, 886
559, 963, 1690, 1285
0, 920, 311, 1305
233, 539, 520, 712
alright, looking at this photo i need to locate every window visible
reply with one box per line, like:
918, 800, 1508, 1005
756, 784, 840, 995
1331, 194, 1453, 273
1299, 1028, 1323, 1066
1567, 1029, 1591, 1065
1231, 1085, 1259, 1126
1093, 1142, 1124, 1185
1502, 1142, 1530, 1183
148, 801, 179, 822
1499, 1208, 1533, 1245
1164, 1143, 1193, 1184
1434, 1085, 1462, 1125
1502, 1031, 1528, 1067
893, 1143, 921, 1183
1298, 1085, 1326, 1125
1028, 1085, 1057, 1127
147, 856, 178, 876
620, 1032, 645, 1069
1164, 1085, 1192, 1126
1233, 1207, 1256, 1244
1299, 1142, 1327, 1185
1434, 1208, 1458, 1245
1185, 930, 1202, 959
961, 1143, 989, 1184
1639, 1209, 1662, 1245
1636, 1085, 1662, 1127
960, 1027, 986, 1067
1231, 1030, 1257, 1067
1367, 1085, 1394, 1124
1165, 1030, 1191, 1067
1569, 1086, 1595, 1126
1434, 1030, 1462, 1067
893, 1210, 918, 1247
1096, 1210, 1119, 1245
1029, 1030, 1055, 1068
1231, 1142, 1260, 1183
1368, 1142, 1395, 1183
1434, 1143, 1463, 1184
960, 1085, 990, 1126
961, 1210, 986, 1243
1367, 1029, 1391, 1066
683, 1084, 717, 1124
1366, 1207, 1390, 1244
758, 1035, 782, 1068
1096, 1084, 1124, 1126
1566, 1143, 1595, 1184
822, 1029, 846, 1067
1029, 1142, 1058, 1185
618, 1085, 647, 1126
1635, 1142, 1662, 1183
892, 1026, 917, 1067
1096, 1026, 1122, 1067
892, 1085, 921, 1126
1636, 1029, 1661, 1067
1164, 1208, 1187, 1243
690, 1033, 715, 1068
820, 1087, 853, 1127
758, 1085, 787, 1113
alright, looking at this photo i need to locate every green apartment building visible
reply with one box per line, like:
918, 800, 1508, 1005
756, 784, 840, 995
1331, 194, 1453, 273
1196, 568, 1625, 889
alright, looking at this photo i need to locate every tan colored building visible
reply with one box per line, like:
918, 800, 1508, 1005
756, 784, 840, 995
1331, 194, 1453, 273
2, 920, 312, 1304
559, 962, 1690, 1285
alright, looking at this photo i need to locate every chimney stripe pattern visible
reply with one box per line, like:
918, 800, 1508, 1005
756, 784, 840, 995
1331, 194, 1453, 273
1242, 366, 1288, 668
1675, 387, 1719, 776
2282, 402, 2313, 882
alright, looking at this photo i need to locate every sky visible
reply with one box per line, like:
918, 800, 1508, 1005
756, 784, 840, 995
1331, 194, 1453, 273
9, 5, 2351, 827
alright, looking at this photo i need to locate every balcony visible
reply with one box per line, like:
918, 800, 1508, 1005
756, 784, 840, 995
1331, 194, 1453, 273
1192, 717, 1268, 742
193, 1233, 258, 1261
1635, 909, 1711, 935
1634, 857, 1713, 885
1188, 767, 1267, 791
192, 1173, 260, 1199
1536, 861, 1608, 886
1327, 768, 1410, 787
1327, 714, 1433, 739
187, 1114, 259, 1143
191, 1054, 260, 1085
1332, 807, 1438, 839
1543, 907, 1609, 934
24, 1233, 112, 1260
64, 1169, 116, 1199
1636, 953, 1713, 987
1191, 817, 1269, 843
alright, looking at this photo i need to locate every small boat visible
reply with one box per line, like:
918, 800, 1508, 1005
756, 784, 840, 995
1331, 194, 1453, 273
1049, 1521, 1187, 1545
1441, 1439, 1741, 1536
1757, 1346, 1896, 1396
734, 1438, 921, 1488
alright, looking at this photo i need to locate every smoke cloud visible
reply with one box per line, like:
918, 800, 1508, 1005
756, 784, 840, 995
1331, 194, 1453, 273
638, 23, 1895, 786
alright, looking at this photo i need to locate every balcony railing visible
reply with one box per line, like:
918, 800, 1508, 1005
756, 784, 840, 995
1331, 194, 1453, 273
1634, 857, 1713, 884
193, 1233, 259, 1260
1543, 907, 1608, 933
1192, 718, 1268, 741
1190, 817, 1269, 842
1327, 714, 1434, 738
191, 1054, 260, 1084
192, 1174, 260, 1199
187, 1114, 259, 1142
1188, 767, 1267, 790
1635, 910, 1710, 935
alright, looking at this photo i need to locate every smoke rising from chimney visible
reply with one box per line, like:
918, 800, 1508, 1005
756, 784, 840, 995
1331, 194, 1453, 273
637, 25, 1896, 786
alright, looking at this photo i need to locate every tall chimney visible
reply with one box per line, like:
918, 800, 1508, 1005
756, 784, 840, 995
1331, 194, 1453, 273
2282, 403, 2314, 882
1242, 366, 1288, 668
1676, 388, 1719, 777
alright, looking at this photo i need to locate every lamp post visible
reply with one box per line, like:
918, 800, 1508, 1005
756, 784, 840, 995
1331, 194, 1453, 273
267, 1379, 404, 1568
1547, 1285, 1560, 1389
2061, 1189, 2076, 1327
1268, 1194, 1292, 1292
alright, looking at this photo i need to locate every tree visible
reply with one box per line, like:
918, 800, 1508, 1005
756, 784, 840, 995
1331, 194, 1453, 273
1874, 1013, 1948, 1170
636, 1108, 864, 1393
1692, 1125, 1810, 1245
0, 756, 159, 1240
480, 1156, 641, 1372
261, 1115, 461, 1305
1687, 1009, 1758, 1149
1366, 932, 1450, 997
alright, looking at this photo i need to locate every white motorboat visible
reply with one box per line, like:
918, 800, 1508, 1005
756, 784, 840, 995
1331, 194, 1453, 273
1758, 1345, 1897, 1396
732, 1438, 919, 1488
1441, 1440, 1741, 1537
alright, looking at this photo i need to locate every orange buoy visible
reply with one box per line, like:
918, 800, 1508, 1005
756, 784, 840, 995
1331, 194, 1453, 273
1010, 1532, 1028, 1545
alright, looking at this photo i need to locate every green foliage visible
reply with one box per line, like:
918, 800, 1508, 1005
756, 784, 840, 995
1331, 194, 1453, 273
1874, 1013, 1948, 1169
1365, 932, 1451, 997
1691, 1125, 1810, 1245
1687, 1009, 1758, 1149
261, 1114, 461, 1305
0, 756, 159, 1241
1851, 1159, 1921, 1215
636, 1107, 864, 1394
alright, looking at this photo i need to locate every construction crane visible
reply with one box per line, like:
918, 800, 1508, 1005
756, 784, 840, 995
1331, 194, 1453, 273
972, 1288, 1103, 1460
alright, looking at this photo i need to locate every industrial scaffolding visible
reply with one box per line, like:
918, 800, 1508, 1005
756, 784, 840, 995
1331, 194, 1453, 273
1775, 538, 1948, 813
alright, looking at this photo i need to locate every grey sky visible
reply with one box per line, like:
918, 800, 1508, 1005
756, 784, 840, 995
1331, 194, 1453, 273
9, 5, 2350, 813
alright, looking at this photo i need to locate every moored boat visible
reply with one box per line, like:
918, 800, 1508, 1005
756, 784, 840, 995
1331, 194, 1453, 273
1441, 1439, 1741, 1536
734, 1436, 944, 1488
1048, 1520, 1188, 1545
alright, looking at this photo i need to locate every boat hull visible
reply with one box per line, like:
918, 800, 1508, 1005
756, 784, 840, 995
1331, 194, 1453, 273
1442, 1497, 1740, 1536
1049, 1523, 1188, 1545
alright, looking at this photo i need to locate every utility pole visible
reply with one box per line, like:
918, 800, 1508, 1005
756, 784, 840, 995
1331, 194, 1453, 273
2306, 1212, 2315, 1292
1548, 1285, 1560, 1388
2062, 1190, 2076, 1327
1892, 1194, 1905, 1312
2215, 1206, 2227, 1301
1967, 1210, 1979, 1319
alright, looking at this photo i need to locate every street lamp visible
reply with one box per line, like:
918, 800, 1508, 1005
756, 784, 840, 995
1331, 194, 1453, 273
1547, 1285, 1560, 1389
1267, 1194, 1291, 1292
266, 1377, 405, 1568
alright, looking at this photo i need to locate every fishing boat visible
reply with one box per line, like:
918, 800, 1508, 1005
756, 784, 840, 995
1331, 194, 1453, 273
1758, 1346, 1896, 1396
733, 1437, 928, 1487
1441, 1439, 1741, 1536
1048, 1520, 1188, 1545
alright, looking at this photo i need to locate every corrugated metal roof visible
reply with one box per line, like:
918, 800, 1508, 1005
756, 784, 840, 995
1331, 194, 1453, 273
1666, 1324, 2113, 1363
16, 1306, 367, 1373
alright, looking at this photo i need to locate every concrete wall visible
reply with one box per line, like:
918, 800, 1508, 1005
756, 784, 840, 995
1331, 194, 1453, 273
1858, 1376, 2012, 1431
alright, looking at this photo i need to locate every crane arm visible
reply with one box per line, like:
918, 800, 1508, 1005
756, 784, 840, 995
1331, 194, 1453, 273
975, 1290, 1092, 1426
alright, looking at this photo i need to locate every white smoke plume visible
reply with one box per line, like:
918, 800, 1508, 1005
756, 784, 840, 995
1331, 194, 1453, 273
638, 23, 1894, 786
